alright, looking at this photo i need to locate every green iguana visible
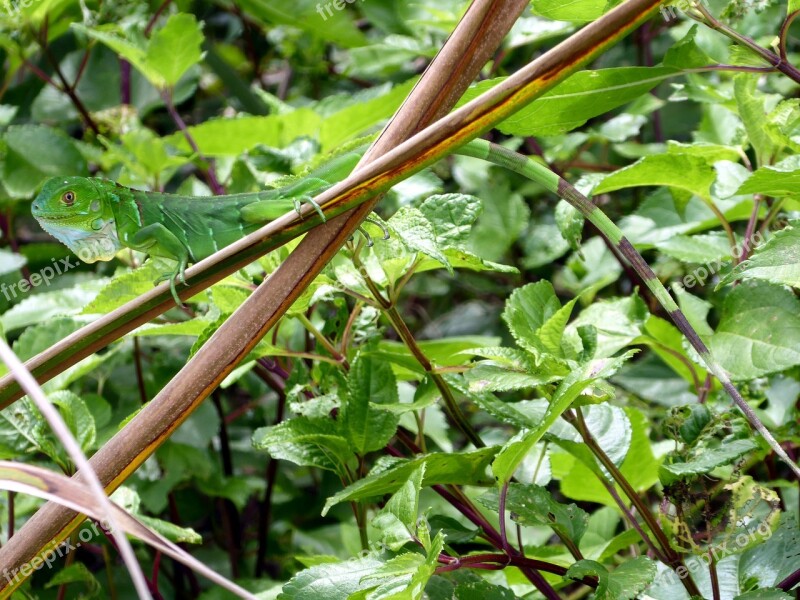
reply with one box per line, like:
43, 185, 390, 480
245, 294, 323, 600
30, 139, 800, 479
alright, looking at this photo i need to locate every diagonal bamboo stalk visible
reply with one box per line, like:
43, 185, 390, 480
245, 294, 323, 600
0, 1, 664, 592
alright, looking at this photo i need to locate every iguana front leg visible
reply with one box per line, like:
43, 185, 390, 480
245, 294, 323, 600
123, 223, 190, 306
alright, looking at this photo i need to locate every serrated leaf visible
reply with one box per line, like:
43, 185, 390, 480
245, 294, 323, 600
2, 125, 87, 198
252, 418, 355, 477
389, 207, 451, 272
492, 352, 635, 482
595, 153, 716, 200
145, 14, 204, 88
478, 482, 589, 545
659, 439, 758, 484
278, 556, 384, 600
708, 281, 800, 379
418, 194, 482, 249
566, 557, 656, 600
736, 154, 800, 196
322, 448, 497, 515
343, 354, 400, 455
720, 227, 800, 289
502, 281, 577, 363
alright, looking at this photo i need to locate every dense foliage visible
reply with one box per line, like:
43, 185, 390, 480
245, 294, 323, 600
0, 0, 798, 598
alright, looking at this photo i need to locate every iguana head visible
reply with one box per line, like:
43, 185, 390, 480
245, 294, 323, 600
32, 176, 122, 263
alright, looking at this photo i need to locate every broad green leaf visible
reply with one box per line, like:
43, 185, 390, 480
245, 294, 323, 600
389, 207, 452, 272
278, 556, 384, 600
736, 155, 800, 196
663, 25, 715, 69
373, 464, 425, 549
322, 447, 497, 515
45, 563, 101, 597
163, 111, 322, 156
1, 278, 109, 332
343, 354, 401, 455
659, 439, 759, 485
236, 0, 367, 49
461, 67, 677, 137
82, 261, 173, 314
708, 281, 800, 379
595, 153, 716, 200
2, 125, 87, 198
145, 14, 204, 88
567, 295, 648, 359
566, 557, 656, 600
252, 417, 355, 477
720, 226, 800, 289
418, 194, 482, 249
502, 281, 577, 363
658, 232, 732, 264
454, 579, 516, 599
734, 74, 778, 167
50, 391, 95, 454
531, 0, 608, 22
492, 352, 635, 482
738, 515, 799, 590
478, 482, 589, 545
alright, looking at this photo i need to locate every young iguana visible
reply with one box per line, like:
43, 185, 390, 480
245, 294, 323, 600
31, 149, 361, 305
30, 139, 800, 478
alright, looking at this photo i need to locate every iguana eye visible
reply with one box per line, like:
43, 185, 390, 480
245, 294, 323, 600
62, 191, 75, 206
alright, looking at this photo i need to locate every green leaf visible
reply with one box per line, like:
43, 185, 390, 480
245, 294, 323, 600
2, 125, 87, 198
145, 14, 204, 88
418, 194, 482, 249
454, 579, 516, 600
322, 447, 497, 515
163, 111, 322, 156
278, 556, 384, 600
708, 281, 800, 379
373, 464, 426, 549
502, 281, 577, 363
531, 0, 608, 22
343, 354, 401, 455
461, 67, 676, 137
236, 0, 367, 49
736, 155, 800, 196
734, 74, 778, 167
659, 438, 758, 484
45, 563, 101, 597
389, 207, 452, 272
492, 352, 635, 482
594, 153, 716, 200
50, 391, 95, 454
720, 226, 800, 289
556, 199, 585, 253
566, 557, 656, 600
252, 417, 355, 477
478, 483, 589, 545
567, 295, 648, 359
1, 278, 109, 332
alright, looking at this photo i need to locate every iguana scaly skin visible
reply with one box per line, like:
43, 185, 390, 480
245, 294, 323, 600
31, 139, 799, 478
31, 150, 362, 304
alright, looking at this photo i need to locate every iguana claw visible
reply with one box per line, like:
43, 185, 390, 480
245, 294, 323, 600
293, 195, 326, 223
